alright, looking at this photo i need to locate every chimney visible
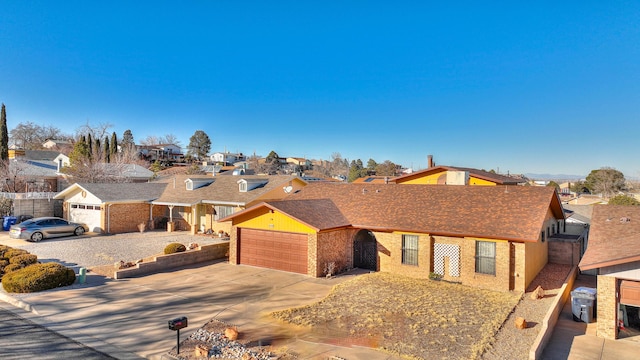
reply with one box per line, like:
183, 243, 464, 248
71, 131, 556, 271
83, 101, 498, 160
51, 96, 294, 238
427, 155, 434, 168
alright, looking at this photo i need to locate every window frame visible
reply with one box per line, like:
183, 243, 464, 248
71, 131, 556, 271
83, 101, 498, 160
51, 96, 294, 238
475, 241, 496, 275
401, 234, 419, 266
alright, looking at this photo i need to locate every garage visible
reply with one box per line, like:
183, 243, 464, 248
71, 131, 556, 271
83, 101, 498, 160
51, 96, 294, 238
70, 204, 102, 233
238, 228, 308, 274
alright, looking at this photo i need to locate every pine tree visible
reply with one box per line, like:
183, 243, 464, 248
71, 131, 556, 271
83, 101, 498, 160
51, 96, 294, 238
104, 136, 110, 163
87, 133, 93, 159
110, 132, 118, 157
0, 104, 8, 161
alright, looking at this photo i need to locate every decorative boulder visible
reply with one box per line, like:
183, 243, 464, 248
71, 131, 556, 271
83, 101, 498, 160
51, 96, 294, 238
194, 344, 211, 357
515, 317, 527, 329
224, 327, 239, 340
530, 285, 545, 300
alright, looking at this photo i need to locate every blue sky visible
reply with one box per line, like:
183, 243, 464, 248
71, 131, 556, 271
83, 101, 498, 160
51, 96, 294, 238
1, 1, 639, 178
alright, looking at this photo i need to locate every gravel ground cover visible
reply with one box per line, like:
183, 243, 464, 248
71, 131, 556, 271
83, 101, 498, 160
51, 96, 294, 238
9, 231, 224, 270
481, 263, 572, 360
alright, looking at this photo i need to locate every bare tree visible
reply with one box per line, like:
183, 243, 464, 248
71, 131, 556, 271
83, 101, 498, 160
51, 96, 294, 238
140, 135, 161, 146
75, 121, 113, 143
0, 160, 29, 192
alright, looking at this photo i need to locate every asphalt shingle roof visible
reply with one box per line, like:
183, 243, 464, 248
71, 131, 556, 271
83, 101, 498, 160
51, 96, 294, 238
74, 182, 167, 202
152, 175, 303, 206
273, 182, 563, 242
579, 205, 640, 270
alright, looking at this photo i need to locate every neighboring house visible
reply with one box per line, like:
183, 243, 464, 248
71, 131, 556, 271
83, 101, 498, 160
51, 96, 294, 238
352, 176, 395, 184
138, 144, 184, 163
224, 183, 565, 292
392, 165, 527, 186
578, 205, 640, 340
5, 150, 66, 191
42, 139, 72, 150
54, 182, 167, 233
286, 157, 311, 170
151, 175, 307, 234
210, 151, 246, 165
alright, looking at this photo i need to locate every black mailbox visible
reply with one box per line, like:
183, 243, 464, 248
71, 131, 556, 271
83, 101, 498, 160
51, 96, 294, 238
168, 316, 188, 331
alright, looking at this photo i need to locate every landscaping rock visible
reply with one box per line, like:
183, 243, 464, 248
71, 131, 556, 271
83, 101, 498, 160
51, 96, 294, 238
225, 327, 239, 341
515, 317, 527, 329
194, 344, 210, 357
530, 285, 545, 300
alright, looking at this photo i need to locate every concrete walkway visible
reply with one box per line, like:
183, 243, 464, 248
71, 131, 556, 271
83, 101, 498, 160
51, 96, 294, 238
541, 275, 640, 359
1, 260, 400, 359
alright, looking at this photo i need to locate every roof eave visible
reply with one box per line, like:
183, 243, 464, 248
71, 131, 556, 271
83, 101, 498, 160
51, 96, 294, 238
579, 254, 640, 271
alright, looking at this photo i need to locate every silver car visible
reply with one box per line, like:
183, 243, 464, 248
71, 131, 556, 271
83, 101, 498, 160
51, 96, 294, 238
9, 217, 88, 242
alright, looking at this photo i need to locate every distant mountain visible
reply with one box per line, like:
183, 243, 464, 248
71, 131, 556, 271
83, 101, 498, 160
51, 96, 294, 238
525, 173, 585, 181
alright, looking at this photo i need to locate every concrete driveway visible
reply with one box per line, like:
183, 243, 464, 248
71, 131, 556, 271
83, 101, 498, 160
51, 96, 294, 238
1, 257, 397, 359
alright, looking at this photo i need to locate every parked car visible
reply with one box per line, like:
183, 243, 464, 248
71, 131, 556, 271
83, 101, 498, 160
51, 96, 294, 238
15, 214, 34, 223
9, 217, 88, 242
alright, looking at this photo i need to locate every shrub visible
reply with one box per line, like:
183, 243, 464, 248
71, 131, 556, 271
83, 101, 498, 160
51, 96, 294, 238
0, 245, 10, 257
4, 248, 28, 259
9, 254, 38, 267
4, 263, 25, 274
2, 263, 76, 293
0, 259, 8, 268
164, 243, 186, 254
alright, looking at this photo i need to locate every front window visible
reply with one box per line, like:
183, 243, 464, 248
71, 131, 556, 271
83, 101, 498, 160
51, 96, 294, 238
402, 234, 419, 266
475, 241, 496, 275
215, 205, 235, 220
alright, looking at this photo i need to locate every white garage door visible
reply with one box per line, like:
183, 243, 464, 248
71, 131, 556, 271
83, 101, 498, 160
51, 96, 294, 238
70, 204, 102, 233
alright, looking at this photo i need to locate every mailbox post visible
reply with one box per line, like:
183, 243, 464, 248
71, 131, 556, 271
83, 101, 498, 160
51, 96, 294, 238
168, 316, 188, 354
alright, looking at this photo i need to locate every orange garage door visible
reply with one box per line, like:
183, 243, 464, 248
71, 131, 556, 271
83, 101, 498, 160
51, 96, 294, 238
238, 228, 308, 274
620, 280, 640, 307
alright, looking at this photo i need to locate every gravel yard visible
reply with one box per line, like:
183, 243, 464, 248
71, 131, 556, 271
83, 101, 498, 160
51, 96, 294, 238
3, 231, 226, 270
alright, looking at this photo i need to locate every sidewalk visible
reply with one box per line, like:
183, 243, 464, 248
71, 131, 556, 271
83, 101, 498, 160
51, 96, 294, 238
541, 275, 640, 359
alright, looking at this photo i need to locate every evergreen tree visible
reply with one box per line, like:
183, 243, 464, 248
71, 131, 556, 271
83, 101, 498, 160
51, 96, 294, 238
186, 130, 211, 161
121, 129, 134, 151
103, 136, 110, 163
87, 133, 93, 159
110, 132, 118, 157
0, 104, 8, 161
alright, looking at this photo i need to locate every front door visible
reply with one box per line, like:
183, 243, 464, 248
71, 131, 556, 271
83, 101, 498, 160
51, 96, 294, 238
353, 229, 377, 271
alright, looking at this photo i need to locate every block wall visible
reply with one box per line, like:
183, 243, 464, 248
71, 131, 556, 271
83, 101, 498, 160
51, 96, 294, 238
596, 275, 618, 340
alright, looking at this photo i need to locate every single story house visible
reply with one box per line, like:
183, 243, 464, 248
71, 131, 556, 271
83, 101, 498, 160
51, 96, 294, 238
579, 205, 640, 340
151, 174, 307, 234
54, 182, 167, 233
224, 183, 565, 292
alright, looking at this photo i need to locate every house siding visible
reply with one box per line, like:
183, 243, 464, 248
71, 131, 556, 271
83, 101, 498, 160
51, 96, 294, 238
468, 176, 497, 186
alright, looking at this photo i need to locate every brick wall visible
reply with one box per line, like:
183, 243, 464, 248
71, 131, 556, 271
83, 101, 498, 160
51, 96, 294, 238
376, 232, 434, 279
229, 226, 239, 265
108, 203, 161, 234
548, 240, 581, 265
460, 239, 512, 292
596, 275, 617, 339
314, 229, 357, 277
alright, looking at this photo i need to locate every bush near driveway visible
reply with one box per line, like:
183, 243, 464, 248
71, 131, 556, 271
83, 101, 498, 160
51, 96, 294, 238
2, 262, 76, 293
271, 272, 520, 360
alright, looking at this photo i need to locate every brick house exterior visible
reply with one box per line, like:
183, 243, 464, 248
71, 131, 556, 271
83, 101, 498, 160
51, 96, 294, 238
579, 205, 640, 340
151, 174, 307, 235
225, 183, 564, 292
54, 182, 166, 234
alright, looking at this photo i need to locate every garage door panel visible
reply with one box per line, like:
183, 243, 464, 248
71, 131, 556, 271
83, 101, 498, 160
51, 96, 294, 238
621, 280, 640, 307
238, 228, 308, 274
